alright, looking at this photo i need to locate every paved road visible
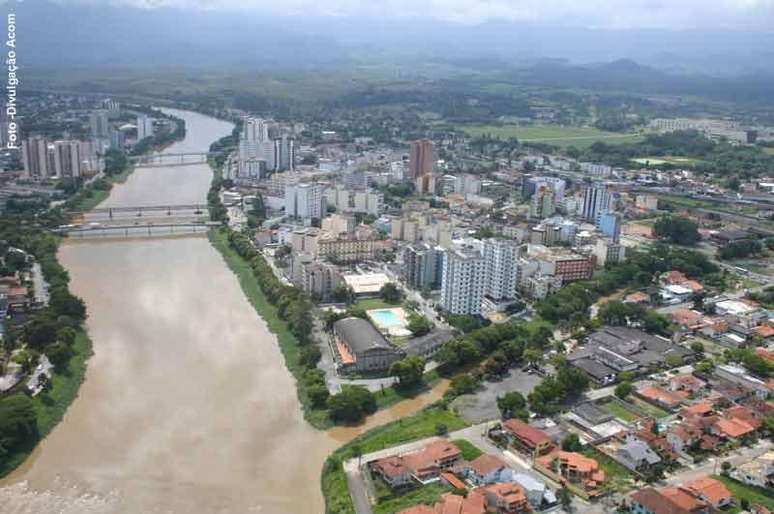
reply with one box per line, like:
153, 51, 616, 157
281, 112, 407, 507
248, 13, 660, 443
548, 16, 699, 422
663, 440, 773, 486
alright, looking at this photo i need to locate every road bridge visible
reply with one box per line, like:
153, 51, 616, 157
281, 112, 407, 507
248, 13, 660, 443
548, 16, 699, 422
56, 221, 221, 237
70, 204, 208, 221
131, 151, 227, 167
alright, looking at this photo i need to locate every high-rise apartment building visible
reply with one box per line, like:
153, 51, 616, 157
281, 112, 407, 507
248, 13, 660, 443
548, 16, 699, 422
136, 114, 154, 141
440, 246, 485, 315
529, 185, 557, 219
52, 140, 82, 178
409, 139, 435, 180
581, 186, 611, 223
285, 183, 327, 222
90, 110, 110, 139
482, 238, 520, 301
403, 243, 441, 291
238, 116, 294, 177
21, 136, 53, 179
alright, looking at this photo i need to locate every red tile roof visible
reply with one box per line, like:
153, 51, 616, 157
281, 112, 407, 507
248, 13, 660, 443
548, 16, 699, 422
502, 418, 552, 450
683, 478, 732, 505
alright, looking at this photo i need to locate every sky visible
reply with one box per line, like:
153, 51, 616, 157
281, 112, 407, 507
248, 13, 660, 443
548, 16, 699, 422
52, 0, 774, 30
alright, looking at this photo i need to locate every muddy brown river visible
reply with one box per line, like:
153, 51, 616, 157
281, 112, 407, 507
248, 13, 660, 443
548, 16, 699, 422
0, 109, 446, 513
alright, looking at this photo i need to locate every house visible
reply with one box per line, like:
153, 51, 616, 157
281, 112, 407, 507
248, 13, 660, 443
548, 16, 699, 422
332, 317, 405, 373
637, 386, 684, 411
666, 424, 701, 453
630, 486, 712, 514
683, 478, 733, 509
624, 292, 650, 304
397, 491, 487, 514
714, 364, 771, 400
370, 456, 414, 488
732, 450, 774, 488
670, 309, 706, 332
402, 440, 463, 482
616, 439, 662, 472
669, 374, 706, 395
679, 401, 714, 419
663, 271, 689, 285
712, 417, 756, 440
502, 419, 554, 457
661, 285, 694, 305
536, 451, 606, 498
481, 483, 530, 513
462, 454, 512, 485
512, 472, 557, 509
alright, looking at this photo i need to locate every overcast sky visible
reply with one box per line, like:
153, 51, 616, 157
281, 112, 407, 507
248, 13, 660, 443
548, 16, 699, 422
52, 0, 774, 30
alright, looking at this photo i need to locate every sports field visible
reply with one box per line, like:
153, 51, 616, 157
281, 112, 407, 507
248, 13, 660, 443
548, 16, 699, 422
632, 156, 704, 167
460, 124, 643, 148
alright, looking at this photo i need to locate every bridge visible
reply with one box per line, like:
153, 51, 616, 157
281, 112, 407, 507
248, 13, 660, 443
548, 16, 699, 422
56, 221, 221, 237
71, 204, 208, 220
131, 151, 227, 168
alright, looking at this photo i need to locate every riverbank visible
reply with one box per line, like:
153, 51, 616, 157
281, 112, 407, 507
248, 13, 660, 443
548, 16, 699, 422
0, 331, 93, 478
208, 227, 333, 428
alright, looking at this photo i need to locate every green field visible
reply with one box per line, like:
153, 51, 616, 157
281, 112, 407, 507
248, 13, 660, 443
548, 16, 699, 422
713, 475, 774, 513
602, 401, 639, 422
374, 482, 451, 514
582, 448, 636, 493
629, 397, 670, 419
452, 439, 483, 461
632, 156, 704, 167
459, 124, 643, 148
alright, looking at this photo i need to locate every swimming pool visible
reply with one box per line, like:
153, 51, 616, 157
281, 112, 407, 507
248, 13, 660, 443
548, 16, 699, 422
369, 308, 403, 328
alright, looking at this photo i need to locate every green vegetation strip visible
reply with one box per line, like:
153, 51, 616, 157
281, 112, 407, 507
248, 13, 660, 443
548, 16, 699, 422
374, 482, 451, 514
0, 331, 93, 478
322, 406, 468, 514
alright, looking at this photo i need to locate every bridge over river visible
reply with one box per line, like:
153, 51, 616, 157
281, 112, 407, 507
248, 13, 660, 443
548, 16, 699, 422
131, 151, 227, 167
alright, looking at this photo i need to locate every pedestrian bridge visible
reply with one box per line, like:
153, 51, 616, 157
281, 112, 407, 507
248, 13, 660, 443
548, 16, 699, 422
131, 151, 227, 168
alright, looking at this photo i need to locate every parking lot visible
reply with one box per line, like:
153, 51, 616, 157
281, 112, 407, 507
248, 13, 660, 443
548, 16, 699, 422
451, 368, 544, 423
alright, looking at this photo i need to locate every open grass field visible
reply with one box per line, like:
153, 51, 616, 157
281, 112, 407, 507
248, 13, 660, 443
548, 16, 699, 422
632, 156, 705, 167
603, 401, 639, 423
459, 124, 643, 148
712, 475, 774, 513
452, 439, 483, 461
582, 447, 636, 493
629, 397, 670, 419
374, 482, 451, 514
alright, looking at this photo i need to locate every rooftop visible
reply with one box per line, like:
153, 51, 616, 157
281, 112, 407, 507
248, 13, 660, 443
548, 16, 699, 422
333, 317, 398, 354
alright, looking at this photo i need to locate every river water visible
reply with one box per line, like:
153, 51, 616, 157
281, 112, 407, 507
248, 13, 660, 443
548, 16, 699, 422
0, 109, 446, 513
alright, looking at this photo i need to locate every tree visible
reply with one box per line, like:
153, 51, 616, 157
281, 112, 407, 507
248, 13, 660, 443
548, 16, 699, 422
49, 288, 87, 321
615, 381, 634, 399
695, 359, 714, 374
496, 392, 526, 419
0, 393, 38, 454
379, 283, 402, 304
721, 461, 732, 475
45, 341, 74, 370
331, 285, 354, 305
561, 434, 583, 452
327, 386, 377, 423
558, 487, 573, 511
665, 354, 684, 369
448, 374, 478, 396
407, 313, 433, 337
389, 357, 425, 390
653, 215, 700, 246
435, 423, 449, 436
523, 349, 541, 367
690, 341, 705, 354
307, 384, 330, 408
103, 148, 129, 176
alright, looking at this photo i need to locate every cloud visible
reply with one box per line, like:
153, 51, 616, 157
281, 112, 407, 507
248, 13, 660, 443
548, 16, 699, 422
51, 0, 774, 30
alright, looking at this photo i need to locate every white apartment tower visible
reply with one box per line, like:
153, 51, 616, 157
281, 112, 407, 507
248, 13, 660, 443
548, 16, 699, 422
21, 136, 53, 179
53, 140, 82, 178
483, 238, 520, 301
136, 114, 154, 141
285, 183, 327, 222
440, 247, 485, 315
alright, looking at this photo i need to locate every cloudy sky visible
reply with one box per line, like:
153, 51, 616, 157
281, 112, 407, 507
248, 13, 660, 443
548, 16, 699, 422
52, 0, 774, 30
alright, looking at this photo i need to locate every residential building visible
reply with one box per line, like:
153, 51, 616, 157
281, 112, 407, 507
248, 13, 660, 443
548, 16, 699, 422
482, 238, 520, 301
536, 451, 606, 498
616, 438, 661, 472
597, 212, 622, 242
462, 454, 512, 485
332, 317, 404, 373
52, 140, 82, 178
502, 418, 554, 457
285, 183, 327, 223
89, 109, 110, 139
732, 451, 774, 488
403, 242, 441, 291
581, 186, 611, 223
21, 136, 52, 179
593, 238, 626, 267
409, 138, 435, 179
529, 185, 556, 219
630, 486, 712, 514
136, 114, 154, 141
440, 246, 485, 315
481, 483, 530, 513
682, 478, 733, 509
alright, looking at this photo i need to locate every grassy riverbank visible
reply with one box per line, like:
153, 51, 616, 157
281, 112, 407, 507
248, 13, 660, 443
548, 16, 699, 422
0, 331, 93, 478
322, 405, 468, 514
208, 228, 332, 428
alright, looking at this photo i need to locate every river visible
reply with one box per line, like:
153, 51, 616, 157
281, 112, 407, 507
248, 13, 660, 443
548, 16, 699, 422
0, 109, 446, 513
